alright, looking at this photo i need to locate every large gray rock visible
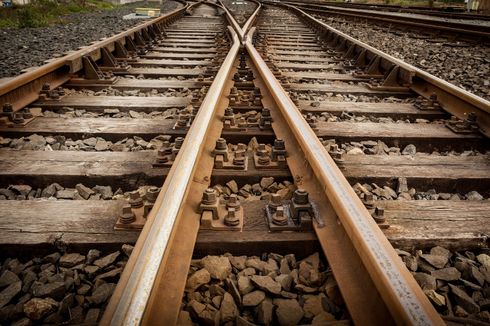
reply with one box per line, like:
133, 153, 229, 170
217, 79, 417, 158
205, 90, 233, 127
0, 281, 21, 308
23, 298, 57, 320
414, 273, 436, 291
87, 283, 116, 305
201, 256, 232, 281
94, 251, 120, 269
431, 267, 461, 281
420, 254, 448, 269
273, 298, 304, 326
256, 298, 273, 325
186, 269, 210, 293
32, 281, 65, 300
0, 270, 20, 288
219, 292, 238, 323
251, 275, 281, 295
449, 284, 480, 314
229, 256, 247, 271
59, 253, 85, 268
237, 276, 254, 295
242, 290, 265, 307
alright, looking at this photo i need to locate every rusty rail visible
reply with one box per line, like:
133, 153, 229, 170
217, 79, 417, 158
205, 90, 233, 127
245, 26, 445, 325
101, 17, 244, 326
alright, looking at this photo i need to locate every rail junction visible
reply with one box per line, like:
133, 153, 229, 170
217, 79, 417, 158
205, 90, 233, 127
0, 0, 488, 325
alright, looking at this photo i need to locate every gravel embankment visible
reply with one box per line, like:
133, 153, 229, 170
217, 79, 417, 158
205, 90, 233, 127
0, 1, 181, 78
314, 15, 490, 101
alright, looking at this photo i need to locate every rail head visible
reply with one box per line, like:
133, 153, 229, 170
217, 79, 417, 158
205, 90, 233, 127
263, 1, 490, 137
244, 26, 445, 325
101, 26, 241, 326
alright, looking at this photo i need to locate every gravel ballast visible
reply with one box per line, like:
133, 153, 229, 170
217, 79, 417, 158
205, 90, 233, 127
0, 1, 181, 78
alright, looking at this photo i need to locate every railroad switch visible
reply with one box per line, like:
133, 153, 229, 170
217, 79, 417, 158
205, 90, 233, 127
445, 113, 480, 134
212, 138, 248, 171
114, 187, 160, 230
265, 189, 320, 231
198, 189, 243, 231
152, 138, 183, 167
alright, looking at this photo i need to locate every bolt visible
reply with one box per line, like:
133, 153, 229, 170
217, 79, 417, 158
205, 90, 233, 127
224, 207, 240, 226
466, 112, 477, 124
215, 138, 227, 150
372, 207, 385, 224
293, 189, 309, 205
224, 107, 234, 118
13, 113, 24, 124
2, 103, 13, 112
22, 108, 33, 119
272, 206, 288, 226
363, 193, 374, 209
49, 90, 60, 100
57, 87, 65, 96
143, 203, 153, 218
202, 188, 217, 205
274, 139, 285, 150
129, 191, 143, 208
145, 186, 159, 203
262, 108, 271, 117
227, 194, 240, 209
269, 194, 282, 209
120, 204, 136, 224
41, 83, 50, 92
174, 137, 184, 149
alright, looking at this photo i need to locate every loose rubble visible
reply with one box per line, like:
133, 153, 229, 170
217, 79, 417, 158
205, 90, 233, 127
0, 134, 173, 152
0, 183, 159, 201
398, 247, 490, 323
0, 244, 133, 325
320, 138, 486, 157
353, 181, 488, 202
181, 252, 348, 325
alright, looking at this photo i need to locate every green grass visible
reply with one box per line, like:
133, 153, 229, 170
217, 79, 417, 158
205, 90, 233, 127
0, 0, 119, 29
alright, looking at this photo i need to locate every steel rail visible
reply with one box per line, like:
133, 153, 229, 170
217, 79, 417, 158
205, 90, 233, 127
292, 4, 490, 37
101, 26, 241, 326
245, 26, 445, 325
284, 0, 490, 21
272, 2, 490, 138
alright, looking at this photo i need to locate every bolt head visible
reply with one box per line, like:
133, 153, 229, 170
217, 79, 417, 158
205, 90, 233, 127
293, 189, 309, 205
202, 188, 217, 204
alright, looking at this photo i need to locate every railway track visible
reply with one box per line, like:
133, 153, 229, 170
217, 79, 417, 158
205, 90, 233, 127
283, 1, 490, 41
0, 0, 488, 325
284, 0, 490, 21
